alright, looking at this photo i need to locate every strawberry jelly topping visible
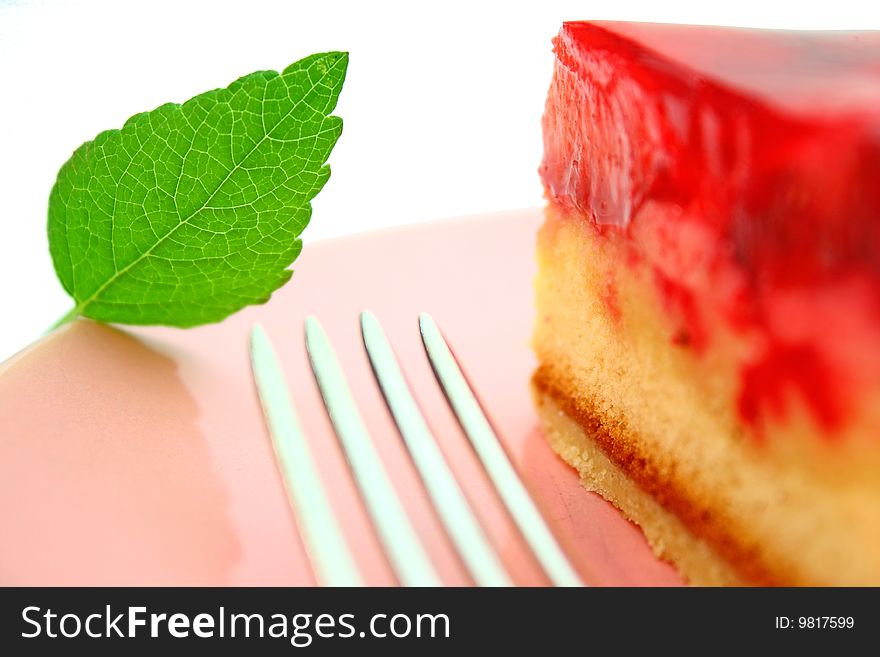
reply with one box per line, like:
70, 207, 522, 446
540, 22, 880, 437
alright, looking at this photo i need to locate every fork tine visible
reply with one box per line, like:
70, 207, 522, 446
304, 316, 442, 587
418, 313, 584, 587
249, 325, 363, 587
360, 311, 512, 587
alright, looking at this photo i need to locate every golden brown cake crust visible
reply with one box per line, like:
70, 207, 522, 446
533, 366, 788, 586
533, 385, 746, 586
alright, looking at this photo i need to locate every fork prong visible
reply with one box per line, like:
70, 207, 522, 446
418, 313, 584, 587
249, 325, 363, 587
304, 316, 441, 587
360, 311, 512, 587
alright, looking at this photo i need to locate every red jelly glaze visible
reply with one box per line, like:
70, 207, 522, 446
540, 21, 880, 438
601, 272, 622, 323
739, 344, 842, 440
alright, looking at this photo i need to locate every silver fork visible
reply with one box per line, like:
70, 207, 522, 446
250, 312, 583, 587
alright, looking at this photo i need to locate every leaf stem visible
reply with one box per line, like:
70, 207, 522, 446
48, 306, 80, 333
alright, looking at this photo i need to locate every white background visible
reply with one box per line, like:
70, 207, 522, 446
1, 0, 878, 361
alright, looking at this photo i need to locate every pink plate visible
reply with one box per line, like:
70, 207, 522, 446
0, 210, 682, 586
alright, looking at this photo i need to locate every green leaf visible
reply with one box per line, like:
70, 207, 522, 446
48, 51, 347, 327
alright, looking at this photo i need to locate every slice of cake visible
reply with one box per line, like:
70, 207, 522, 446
533, 21, 880, 585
